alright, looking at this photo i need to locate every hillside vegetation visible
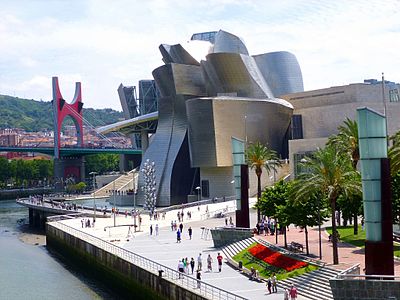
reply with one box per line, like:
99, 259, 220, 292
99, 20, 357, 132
0, 95, 124, 131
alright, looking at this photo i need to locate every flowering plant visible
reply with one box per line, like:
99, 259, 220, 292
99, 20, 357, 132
248, 244, 308, 272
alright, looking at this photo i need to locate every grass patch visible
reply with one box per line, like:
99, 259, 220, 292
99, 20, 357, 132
326, 225, 400, 257
232, 242, 319, 280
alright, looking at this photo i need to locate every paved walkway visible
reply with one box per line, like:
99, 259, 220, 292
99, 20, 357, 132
60, 199, 307, 299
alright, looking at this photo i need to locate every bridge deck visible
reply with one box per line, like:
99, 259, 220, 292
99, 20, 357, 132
0, 147, 141, 156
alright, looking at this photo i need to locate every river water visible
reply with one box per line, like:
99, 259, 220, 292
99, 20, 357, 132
0, 199, 114, 300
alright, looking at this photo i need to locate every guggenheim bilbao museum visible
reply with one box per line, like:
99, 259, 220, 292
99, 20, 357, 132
99, 30, 400, 207
136, 29, 302, 207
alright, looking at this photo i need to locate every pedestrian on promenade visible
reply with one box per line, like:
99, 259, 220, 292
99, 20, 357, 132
190, 257, 195, 274
188, 227, 192, 240
155, 223, 159, 236
150, 224, 153, 236
197, 253, 202, 271
184, 257, 189, 273
289, 284, 298, 299
171, 220, 174, 231
178, 260, 184, 279
267, 278, 272, 294
216, 252, 223, 272
207, 254, 213, 272
179, 223, 183, 233
177, 229, 181, 243
272, 273, 277, 293
284, 288, 289, 300
196, 270, 201, 288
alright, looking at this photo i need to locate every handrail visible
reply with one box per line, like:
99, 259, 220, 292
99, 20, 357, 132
48, 221, 247, 300
336, 263, 360, 277
337, 274, 400, 281
156, 196, 236, 214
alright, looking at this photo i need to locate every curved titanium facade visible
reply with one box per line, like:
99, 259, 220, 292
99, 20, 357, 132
186, 97, 293, 168
203, 53, 274, 98
159, 44, 200, 66
253, 51, 304, 97
212, 30, 249, 55
136, 63, 205, 207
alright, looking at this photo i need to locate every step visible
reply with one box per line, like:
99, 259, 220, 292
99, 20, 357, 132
278, 280, 333, 300
279, 276, 333, 300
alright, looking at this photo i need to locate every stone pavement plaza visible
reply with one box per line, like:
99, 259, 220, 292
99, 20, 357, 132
60, 199, 309, 299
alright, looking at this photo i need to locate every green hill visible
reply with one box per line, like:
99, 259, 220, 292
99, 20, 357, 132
0, 95, 124, 131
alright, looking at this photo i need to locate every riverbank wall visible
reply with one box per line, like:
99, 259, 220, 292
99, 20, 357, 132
0, 187, 52, 200
46, 222, 206, 300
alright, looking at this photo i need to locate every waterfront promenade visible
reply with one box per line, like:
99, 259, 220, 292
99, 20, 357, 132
50, 199, 308, 299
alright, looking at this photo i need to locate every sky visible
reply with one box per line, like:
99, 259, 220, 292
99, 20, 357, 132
1, 0, 399, 111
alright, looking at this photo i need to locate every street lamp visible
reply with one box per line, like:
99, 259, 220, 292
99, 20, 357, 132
89, 171, 98, 221
113, 179, 116, 227
195, 186, 201, 202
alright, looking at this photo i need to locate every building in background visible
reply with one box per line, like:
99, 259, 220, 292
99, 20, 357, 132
281, 79, 400, 177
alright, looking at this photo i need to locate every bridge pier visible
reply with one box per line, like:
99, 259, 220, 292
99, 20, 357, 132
119, 154, 142, 172
29, 207, 48, 229
54, 156, 85, 191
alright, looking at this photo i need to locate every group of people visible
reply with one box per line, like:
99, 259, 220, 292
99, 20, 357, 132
255, 217, 283, 236
80, 218, 94, 228
177, 252, 224, 288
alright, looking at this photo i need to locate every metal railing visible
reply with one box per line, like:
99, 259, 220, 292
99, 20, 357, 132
336, 274, 400, 281
336, 263, 360, 278
156, 196, 236, 214
48, 221, 247, 300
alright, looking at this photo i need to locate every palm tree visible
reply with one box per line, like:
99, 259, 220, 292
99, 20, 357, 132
246, 142, 281, 223
389, 131, 400, 176
328, 118, 360, 234
328, 118, 359, 169
291, 144, 361, 264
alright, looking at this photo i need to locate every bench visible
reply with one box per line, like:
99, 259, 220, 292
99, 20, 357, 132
288, 241, 303, 252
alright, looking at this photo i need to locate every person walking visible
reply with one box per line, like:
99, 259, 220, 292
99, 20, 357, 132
177, 229, 181, 243
207, 254, 213, 272
272, 273, 277, 293
267, 278, 272, 294
289, 284, 298, 299
179, 223, 183, 233
284, 288, 289, 300
155, 223, 159, 236
197, 253, 202, 271
150, 224, 153, 236
178, 260, 184, 279
216, 252, 223, 272
183, 257, 188, 274
190, 257, 195, 274
188, 226, 193, 240
196, 270, 201, 288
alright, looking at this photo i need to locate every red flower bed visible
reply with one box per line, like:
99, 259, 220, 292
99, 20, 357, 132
248, 244, 308, 272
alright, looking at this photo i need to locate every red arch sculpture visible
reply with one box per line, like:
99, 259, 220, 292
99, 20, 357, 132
52, 76, 84, 158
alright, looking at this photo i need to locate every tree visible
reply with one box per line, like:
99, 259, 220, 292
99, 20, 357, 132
328, 118, 361, 234
258, 180, 290, 245
291, 144, 361, 264
85, 154, 119, 176
246, 142, 281, 223
286, 192, 327, 255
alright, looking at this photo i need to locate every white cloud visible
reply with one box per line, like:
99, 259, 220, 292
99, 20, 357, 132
0, 0, 399, 110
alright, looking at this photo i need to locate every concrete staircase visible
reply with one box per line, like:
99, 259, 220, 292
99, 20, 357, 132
277, 267, 339, 300
221, 237, 340, 300
92, 169, 138, 197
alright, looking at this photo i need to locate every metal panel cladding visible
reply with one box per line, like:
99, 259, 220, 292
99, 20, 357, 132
253, 51, 304, 97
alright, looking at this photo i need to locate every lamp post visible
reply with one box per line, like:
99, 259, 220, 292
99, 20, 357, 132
195, 186, 201, 202
89, 171, 97, 221
133, 171, 137, 232
113, 179, 116, 227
